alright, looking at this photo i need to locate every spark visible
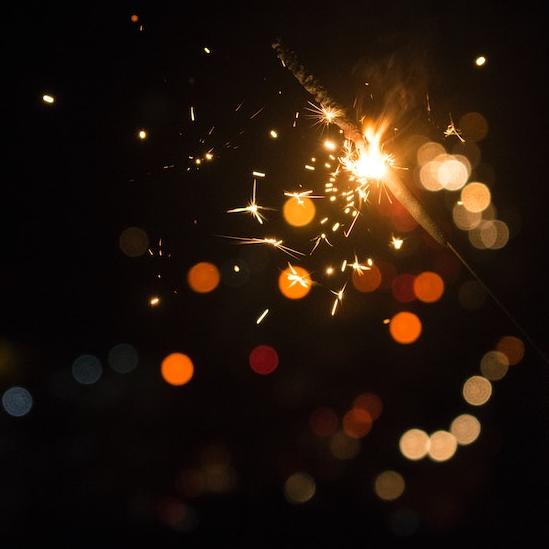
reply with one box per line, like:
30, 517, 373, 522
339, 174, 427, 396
310, 233, 333, 254
305, 164, 315, 171
330, 283, 347, 316
287, 263, 311, 288
475, 55, 486, 67
227, 179, 272, 224
391, 235, 404, 250
284, 190, 324, 204
444, 114, 465, 142
324, 139, 337, 151
343, 209, 361, 237
190, 106, 196, 122
325, 266, 334, 275
205, 152, 214, 161
220, 236, 304, 259
306, 101, 344, 127
252, 171, 266, 178
269, 129, 278, 139
250, 107, 265, 119
138, 129, 147, 140
42, 94, 55, 104
348, 254, 370, 276
256, 308, 269, 324
204, 47, 211, 54
150, 296, 160, 306
233, 265, 240, 272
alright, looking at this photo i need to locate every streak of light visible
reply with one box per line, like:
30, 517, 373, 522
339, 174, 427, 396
284, 190, 324, 204
219, 236, 304, 259
330, 284, 347, 316
287, 263, 311, 288
250, 107, 264, 119
256, 309, 269, 324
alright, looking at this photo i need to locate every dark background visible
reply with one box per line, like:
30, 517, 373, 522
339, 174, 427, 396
3, 1, 549, 546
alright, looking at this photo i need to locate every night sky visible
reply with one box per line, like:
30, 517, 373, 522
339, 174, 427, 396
4, 2, 549, 546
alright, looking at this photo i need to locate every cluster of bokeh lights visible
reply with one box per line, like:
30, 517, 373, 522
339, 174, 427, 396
399, 333, 525, 462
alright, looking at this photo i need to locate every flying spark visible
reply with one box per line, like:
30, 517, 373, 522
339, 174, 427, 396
220, 236, 304, 259
227, 179, 273, 224
284, 190, 324, 204
256, 308, 269, 324
287, 263, 311, 288
391, 235, 404, 250
330, 284, 347, 316
444, 114, 465, 142
348, 254, 371, 275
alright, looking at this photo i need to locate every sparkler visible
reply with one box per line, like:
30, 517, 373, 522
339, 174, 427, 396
272, 41, 548, 361
272, 41, 448, 247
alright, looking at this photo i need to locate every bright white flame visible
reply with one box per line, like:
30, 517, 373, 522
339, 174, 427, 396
340, 125, 393, 181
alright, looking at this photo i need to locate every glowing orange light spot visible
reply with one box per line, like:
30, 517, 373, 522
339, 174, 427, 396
496, 335, 525, 365
161, 353, 194, 386
283, 197, 316, 227
278, 266, 312, 299
342, 408, 373, 439
413, 272, 445, 303
187, 262, 220, 293
130, 14, 139, 23
352, 264, 382, 293
389, 311, 422, 344
353, 393, 383, 420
